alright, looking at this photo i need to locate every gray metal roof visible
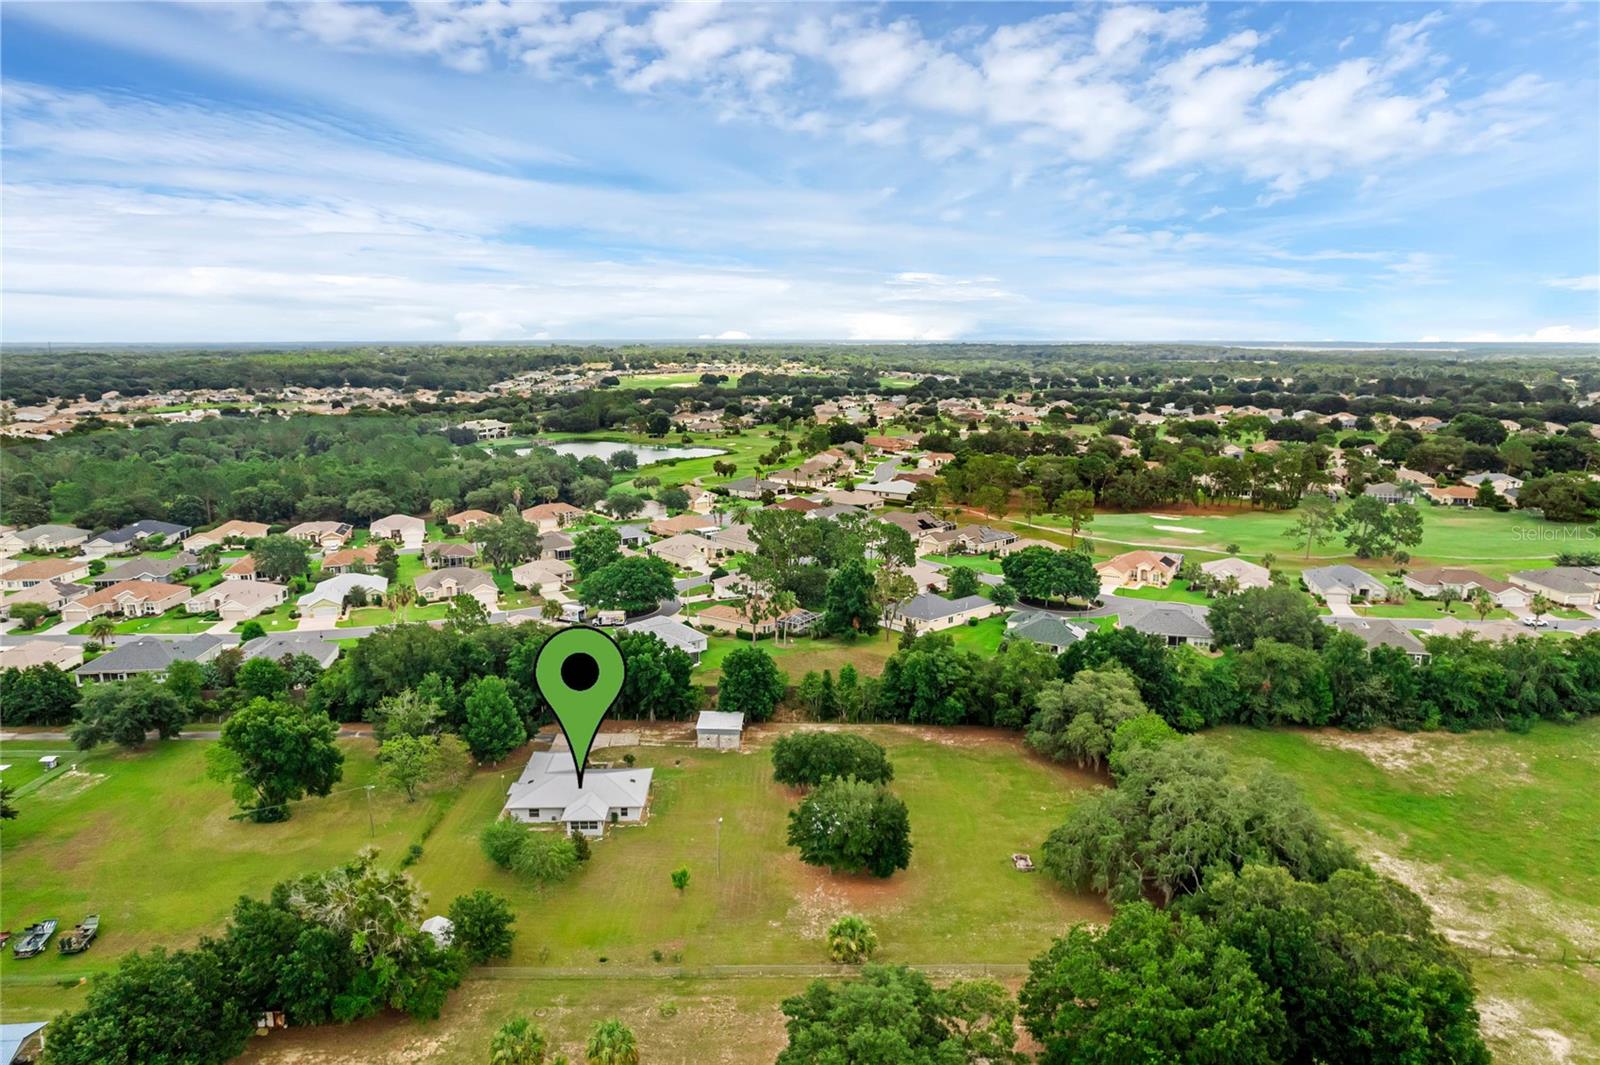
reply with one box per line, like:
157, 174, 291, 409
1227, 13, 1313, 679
242, 633, 341, 667
1303, 564, 1388, 596
74, 634, 224, 675
897, 592, 992, 622
1007, 612, 1088, 649
1127, 605, 1213, 639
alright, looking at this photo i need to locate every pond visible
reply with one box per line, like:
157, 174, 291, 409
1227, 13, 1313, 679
514, 440, 726, 464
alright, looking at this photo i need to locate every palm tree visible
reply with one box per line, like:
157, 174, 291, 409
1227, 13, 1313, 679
87, 616, 118, 644
389, 584, 417, 623
489, 1017, 547, 1065
1472, 588, 1494, 622
584, 1019, 638, 1065
770, 589, 798, 646
1438, 587, 1461, 616
1530, 593, 1552, 623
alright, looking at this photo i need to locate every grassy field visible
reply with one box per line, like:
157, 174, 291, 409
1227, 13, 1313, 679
1017, 506, 1586, 579
535, 426, 786, 487
1355, 600, 1514, 621
1114, 579, 1212, 606
1201, 722, 1600, 1065
0, 738, 450, 1012
0, 726, 1106, 1045
69, 606, 217, 636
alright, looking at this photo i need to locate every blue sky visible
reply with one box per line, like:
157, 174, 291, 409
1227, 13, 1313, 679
2, 1, 1597, 343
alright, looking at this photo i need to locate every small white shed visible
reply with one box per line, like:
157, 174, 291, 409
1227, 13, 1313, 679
695, 710, 745, 751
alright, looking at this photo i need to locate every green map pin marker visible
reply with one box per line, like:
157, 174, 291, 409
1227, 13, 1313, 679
534, 626, 626, 786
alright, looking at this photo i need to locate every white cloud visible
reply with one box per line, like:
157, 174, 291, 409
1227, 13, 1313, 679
1436, 324, 1600, 343
1546, 275, 1600, 291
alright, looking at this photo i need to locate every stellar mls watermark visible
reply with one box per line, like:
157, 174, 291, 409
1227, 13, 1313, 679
1511, 525, 1600, 542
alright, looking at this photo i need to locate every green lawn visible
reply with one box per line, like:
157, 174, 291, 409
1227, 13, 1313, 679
236, 599, 298, 633
338, 602, 450, 628
616, 372, 723, 390
409, 728, 1105, 970
1016, 506, 1584, 579
1355, 600, 1513, 621
946, 615, 1007, 655
69, 607, 217, 636
1, 727, 1108, 1039
1114, 579, 1212, 606
0, 738, 450, 1005
923, 554, 1003, 575
1201, 722, 1600, 1065
534, 426, 786, 487
697, 632, 903, 682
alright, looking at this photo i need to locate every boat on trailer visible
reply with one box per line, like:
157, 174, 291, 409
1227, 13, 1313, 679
58, 914, 100, 955
12, 919, 57, 958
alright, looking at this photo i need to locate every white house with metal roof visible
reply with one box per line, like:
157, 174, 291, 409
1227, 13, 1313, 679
501, 751, 654, 836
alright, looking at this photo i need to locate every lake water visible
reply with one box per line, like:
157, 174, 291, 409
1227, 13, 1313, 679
515, 440, 726, 464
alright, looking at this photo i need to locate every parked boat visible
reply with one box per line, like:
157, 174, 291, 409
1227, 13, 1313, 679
58, 914, 100, 955
12, 919, 57, 958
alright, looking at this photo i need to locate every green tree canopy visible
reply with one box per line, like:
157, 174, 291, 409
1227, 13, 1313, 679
786, 776, 912, 878
207, 697, 344, 822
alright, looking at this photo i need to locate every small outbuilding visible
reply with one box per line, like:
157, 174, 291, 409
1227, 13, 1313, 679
420, 915, 454, 947
695, 710, 745, 751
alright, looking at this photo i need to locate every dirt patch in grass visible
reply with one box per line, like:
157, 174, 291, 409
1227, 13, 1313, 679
1306, 728, 1531, 789
1477, 994, 1586, 1065
782, 859, 910, 939
1365, 846, 1600, 960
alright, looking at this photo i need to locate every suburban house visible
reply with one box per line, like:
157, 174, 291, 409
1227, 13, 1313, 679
864, 435, 915, 453
426, 542, 478, 568
0, 524, 91, 555
1123, 605, 1214, 648
298, 573, 388, 620
82, 520, 192, 559
957, 526, 1021, 556
621, 615, 709, 663
1303, 564, 1389, 606
614, 523, 651, 548
1462, 472, 1522, 499
774, 496, 822, 514
242, 632, 341, 669
370, 513, 426, 549
1423, 485, 1478, 508
1403, 567, 1529, 610
681, 485, 717, 513
706, 523, 758, 555
414, 567, 499, 611
857, 479, 918, 503
904, 560, 950, 592
93, 552, 204, 588
512, 558, 574, 598
1095, 550, 1183, 590
184, 579, 288, 622
694, 603, 770, 636
1005, 611, 1091, 654
1200, 557, 1272, 591
446, 509, 496, 531
72, 634, 225, 684
321, 546, 382, 574
1394, 467, 1438, 488
884, 591, 1003, 633
0, 558, 91, 590
520, 502, 586, 532
649, 513, 719, 538
646, 533, 720, 572
721, 476, 785, 499
1509, 567, 1600, 608
458, 418, 512, 439
501, 750, 654, 836
61, 580, 194, 624
1363, 482, 1407, 504
0, 639, 84, 671
695, 710, 744, 750
286, 521, 354, 552
0, 578, 89, 618
183, 520, 269, 550
224, 555, 259, 580
1330, 618, 1430, 662
821, 489, 884, 510
540, 531, 576, 561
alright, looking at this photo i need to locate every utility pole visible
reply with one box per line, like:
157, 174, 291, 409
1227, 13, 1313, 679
716, 816, 724, 878
365, 785, 375, 837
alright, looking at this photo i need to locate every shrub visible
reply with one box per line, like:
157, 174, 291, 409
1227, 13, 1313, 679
771, 732, 893, 788
826, 915, 878, 964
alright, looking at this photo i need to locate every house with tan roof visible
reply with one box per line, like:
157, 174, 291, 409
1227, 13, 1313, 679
370, 513, 426, 549
1095, 550, 1183, 590
649, 513, 719, 538
61, 580, 193, 624
184, 520, 270, 550
0, 559, 91, 590
286, 521, 353, 551
447, 509, 496, 531
520, 502, 586, 532
184, 579, 288, 622
512, 558, 574, 598
1403, 567, 1527, 610
0, 640, 84, 671
414, 567, 499, 611
321, 546, 382, 574
1424, 485, 1478, 508
224, 555, 259, 580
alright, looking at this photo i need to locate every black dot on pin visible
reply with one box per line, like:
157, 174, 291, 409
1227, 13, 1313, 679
561, 652, 599, 692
